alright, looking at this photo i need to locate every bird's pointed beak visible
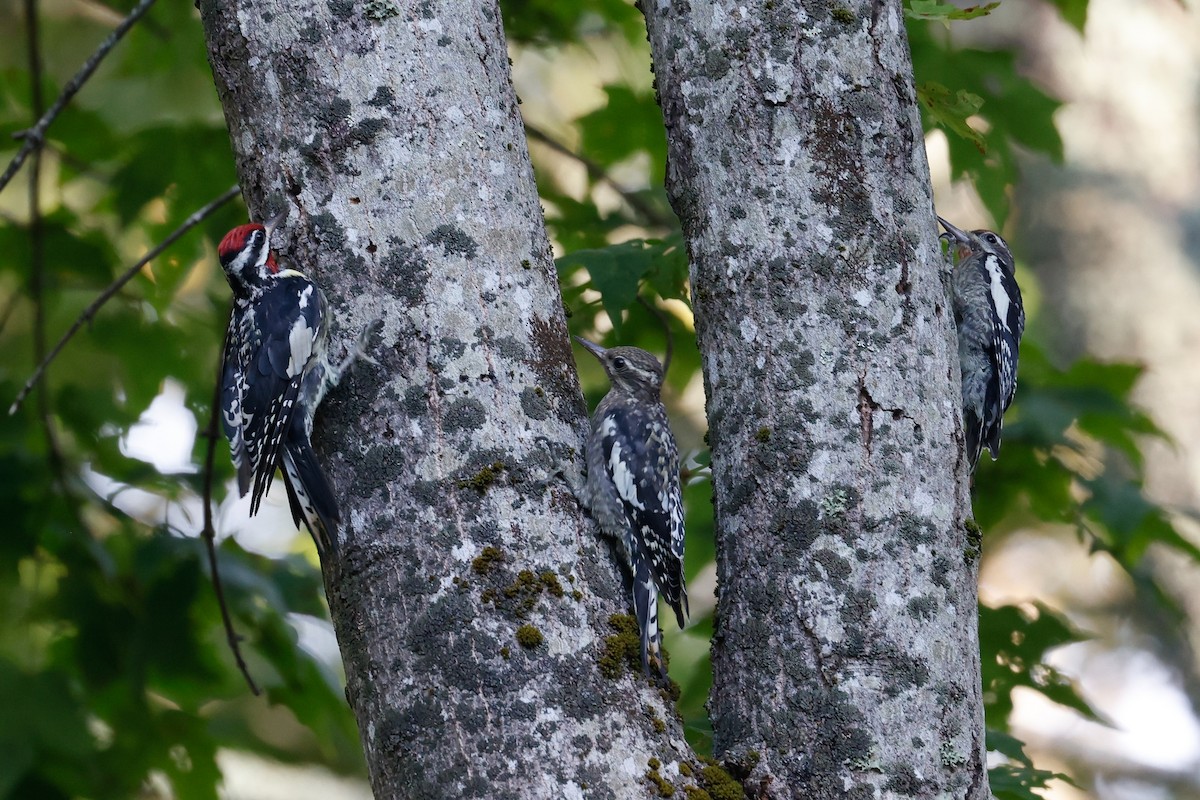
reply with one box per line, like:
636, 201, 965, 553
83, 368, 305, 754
262, 208, 288, 237
936, 215, 971, 245
574, 336, 607, 362
936, 215, 977, 261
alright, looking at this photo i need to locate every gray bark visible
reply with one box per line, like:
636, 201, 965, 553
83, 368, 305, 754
198, 3, 689, 797
642, 1, 988, 797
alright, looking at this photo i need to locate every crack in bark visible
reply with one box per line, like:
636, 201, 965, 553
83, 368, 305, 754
895, 228, 915, 290
895, 252, 912, 297
968, 722, 985, 798
857, 378, 875, 460
869, 0, 888, 75
860, 379, 914, 434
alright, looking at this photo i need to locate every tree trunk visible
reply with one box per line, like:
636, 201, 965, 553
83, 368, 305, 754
643, 1, 988, 797
198, 3, 687, 797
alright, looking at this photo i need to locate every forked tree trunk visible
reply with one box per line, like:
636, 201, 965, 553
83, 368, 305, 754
198, 2, 688, 797
643, 1, 988, 797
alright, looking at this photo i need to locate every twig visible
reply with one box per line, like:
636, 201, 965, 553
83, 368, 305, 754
0, 0, 156, 196
77, 0, 169, 39
524, 123, 675, 229
10, 184, 241, 415
637, 296, 675, 375
201, 338, 260, 695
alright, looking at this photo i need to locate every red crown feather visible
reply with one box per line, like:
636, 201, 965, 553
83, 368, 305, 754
218, 223, 280, 272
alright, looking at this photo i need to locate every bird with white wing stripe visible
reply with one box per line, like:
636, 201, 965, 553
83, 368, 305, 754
576, 337, 688, 680
938, 216, 1026, 474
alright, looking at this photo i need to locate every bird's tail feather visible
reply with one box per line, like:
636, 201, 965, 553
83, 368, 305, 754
963, 408, 984, 473
673, 586, 689, 631
984, 419, 1003, 462
281, 439, 340, 557
633, 556, 665, 678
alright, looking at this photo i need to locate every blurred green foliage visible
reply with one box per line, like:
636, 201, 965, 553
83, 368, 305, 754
910, 25, 1064, 229
0, 2, 360, 798
2, 0, 1190, 798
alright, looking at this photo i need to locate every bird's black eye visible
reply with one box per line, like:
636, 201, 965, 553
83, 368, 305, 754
612, 356, 628, 371
984, 233, 997, 244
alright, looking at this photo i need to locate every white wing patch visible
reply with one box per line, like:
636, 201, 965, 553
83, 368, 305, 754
608, 439, 644, 510
984, 256, 1012, 332
287, 315, 315, 377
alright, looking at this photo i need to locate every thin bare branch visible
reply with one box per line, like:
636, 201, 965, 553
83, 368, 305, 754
76, 0, 169, 39
0, 0, 156, 196
524, 123, 675, 229
9, 184, 241, 415
201, 335, 260, 696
